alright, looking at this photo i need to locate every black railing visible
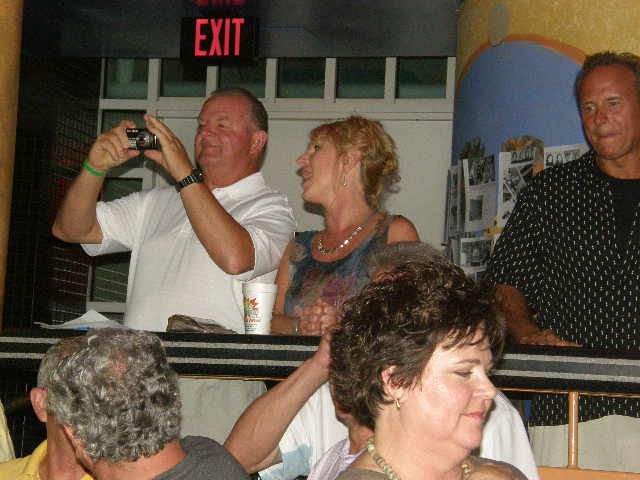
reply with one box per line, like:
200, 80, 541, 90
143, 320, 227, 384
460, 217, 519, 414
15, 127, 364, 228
1, 329, 639, 393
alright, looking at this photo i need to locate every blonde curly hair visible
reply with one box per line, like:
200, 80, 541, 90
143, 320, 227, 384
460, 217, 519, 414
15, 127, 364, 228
310, 116, 399, 210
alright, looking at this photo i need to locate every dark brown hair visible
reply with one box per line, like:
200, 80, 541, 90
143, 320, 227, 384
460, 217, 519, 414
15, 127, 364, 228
330, 261, 505, 430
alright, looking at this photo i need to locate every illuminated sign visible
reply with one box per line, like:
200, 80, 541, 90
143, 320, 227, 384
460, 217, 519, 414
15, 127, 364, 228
181, 17, 258, 61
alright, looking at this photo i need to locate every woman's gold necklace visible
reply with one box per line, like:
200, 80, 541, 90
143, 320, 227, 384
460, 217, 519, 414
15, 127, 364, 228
316, 211, 377, 256
366, 437, 471, 480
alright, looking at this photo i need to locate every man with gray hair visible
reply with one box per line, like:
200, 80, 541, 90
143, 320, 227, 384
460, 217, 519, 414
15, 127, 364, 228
43, 329, 247, 479
366, 239, 447, 279
0, 336, 93, 479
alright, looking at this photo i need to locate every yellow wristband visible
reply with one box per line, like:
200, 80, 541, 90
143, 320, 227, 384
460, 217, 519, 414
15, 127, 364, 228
83, 159, 106, 177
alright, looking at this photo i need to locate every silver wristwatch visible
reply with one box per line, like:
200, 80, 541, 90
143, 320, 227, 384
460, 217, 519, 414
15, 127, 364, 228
175, 168, 204, 192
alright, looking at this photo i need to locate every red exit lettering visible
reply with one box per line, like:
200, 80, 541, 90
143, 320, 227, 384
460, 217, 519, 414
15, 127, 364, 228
194, 18, 245, 57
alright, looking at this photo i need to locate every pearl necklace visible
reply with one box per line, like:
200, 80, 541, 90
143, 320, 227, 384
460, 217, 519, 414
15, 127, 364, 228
316, 211, 377, 256
366, 437, 471, 480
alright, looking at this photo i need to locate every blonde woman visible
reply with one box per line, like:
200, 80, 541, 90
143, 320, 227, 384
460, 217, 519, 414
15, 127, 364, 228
271, 116, 419, 336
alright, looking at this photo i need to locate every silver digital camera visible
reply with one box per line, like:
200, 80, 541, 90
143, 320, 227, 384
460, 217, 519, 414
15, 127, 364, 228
126, 128, 160, 150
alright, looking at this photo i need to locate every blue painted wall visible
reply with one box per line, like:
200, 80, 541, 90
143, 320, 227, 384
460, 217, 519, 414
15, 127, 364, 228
452, 42, 585, 162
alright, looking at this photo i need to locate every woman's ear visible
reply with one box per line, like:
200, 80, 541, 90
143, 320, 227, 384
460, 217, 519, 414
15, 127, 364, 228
342, 150, 362, 173
381, 365, 406, 405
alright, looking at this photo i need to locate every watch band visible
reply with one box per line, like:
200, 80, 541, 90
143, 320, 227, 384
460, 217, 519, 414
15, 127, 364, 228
175, 168, 204, 192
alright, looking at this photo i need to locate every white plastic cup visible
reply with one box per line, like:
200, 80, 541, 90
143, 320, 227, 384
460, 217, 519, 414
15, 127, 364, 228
242, 282, 278, 335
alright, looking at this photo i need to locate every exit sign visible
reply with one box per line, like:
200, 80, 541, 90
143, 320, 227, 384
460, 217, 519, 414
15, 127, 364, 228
181, 17, 258, 61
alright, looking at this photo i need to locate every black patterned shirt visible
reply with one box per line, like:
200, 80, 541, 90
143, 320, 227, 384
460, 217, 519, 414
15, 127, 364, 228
487, 150, 640, 426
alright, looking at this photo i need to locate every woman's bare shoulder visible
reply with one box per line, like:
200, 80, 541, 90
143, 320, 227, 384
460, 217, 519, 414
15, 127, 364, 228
386, 215, 420, 243
468, 456, 528, 480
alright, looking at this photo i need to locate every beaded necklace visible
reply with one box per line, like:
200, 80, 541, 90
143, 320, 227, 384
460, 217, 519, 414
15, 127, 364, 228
366, 437, 471, 480
315, 211, 377, 256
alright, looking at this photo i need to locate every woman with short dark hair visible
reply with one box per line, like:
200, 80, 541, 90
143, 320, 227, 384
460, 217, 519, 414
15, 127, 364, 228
331, 262, 526, 480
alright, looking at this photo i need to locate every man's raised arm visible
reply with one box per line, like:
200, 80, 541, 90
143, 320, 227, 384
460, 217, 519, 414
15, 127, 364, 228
52, 120, 138, 244
143, 113, 289, 276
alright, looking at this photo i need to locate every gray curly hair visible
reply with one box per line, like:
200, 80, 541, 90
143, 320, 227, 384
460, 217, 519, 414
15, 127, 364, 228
46, 329, 182, 463
368, 241, 447, 278
37, 336, 86, 389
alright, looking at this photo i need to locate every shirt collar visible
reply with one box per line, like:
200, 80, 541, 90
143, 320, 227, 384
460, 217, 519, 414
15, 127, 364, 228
23, 440, 94, 479
339, 438, 364, 463
23, 440, 48, 475
212, 172, 265, 199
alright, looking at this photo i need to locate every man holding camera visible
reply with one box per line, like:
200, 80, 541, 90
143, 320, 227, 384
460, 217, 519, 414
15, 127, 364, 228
52, 87, 296, 441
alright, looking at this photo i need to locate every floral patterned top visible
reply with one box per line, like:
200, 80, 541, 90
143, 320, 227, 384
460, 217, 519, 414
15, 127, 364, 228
283, 215, 394, 316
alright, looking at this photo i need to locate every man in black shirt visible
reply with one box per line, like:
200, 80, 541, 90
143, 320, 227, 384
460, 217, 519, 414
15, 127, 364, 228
488, 51, 640, 472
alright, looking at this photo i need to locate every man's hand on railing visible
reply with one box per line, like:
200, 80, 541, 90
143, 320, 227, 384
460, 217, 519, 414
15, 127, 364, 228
519, 328, 581, 347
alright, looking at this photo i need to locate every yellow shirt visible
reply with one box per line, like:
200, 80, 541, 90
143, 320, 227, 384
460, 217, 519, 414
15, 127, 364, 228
0, 441, 94, 480
0, 401, 14, 462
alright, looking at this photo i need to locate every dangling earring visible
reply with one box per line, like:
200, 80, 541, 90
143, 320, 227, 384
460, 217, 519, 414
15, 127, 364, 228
394, 398, 401, 410
341, 174, 348, 187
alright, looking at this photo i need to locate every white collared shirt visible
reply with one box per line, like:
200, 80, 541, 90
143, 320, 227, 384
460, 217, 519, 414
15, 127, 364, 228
307, 438, 362, 480
83, 172, 295, 332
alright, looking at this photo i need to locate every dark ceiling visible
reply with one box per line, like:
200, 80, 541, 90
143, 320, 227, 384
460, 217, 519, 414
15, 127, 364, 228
22, 0, 459, 58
